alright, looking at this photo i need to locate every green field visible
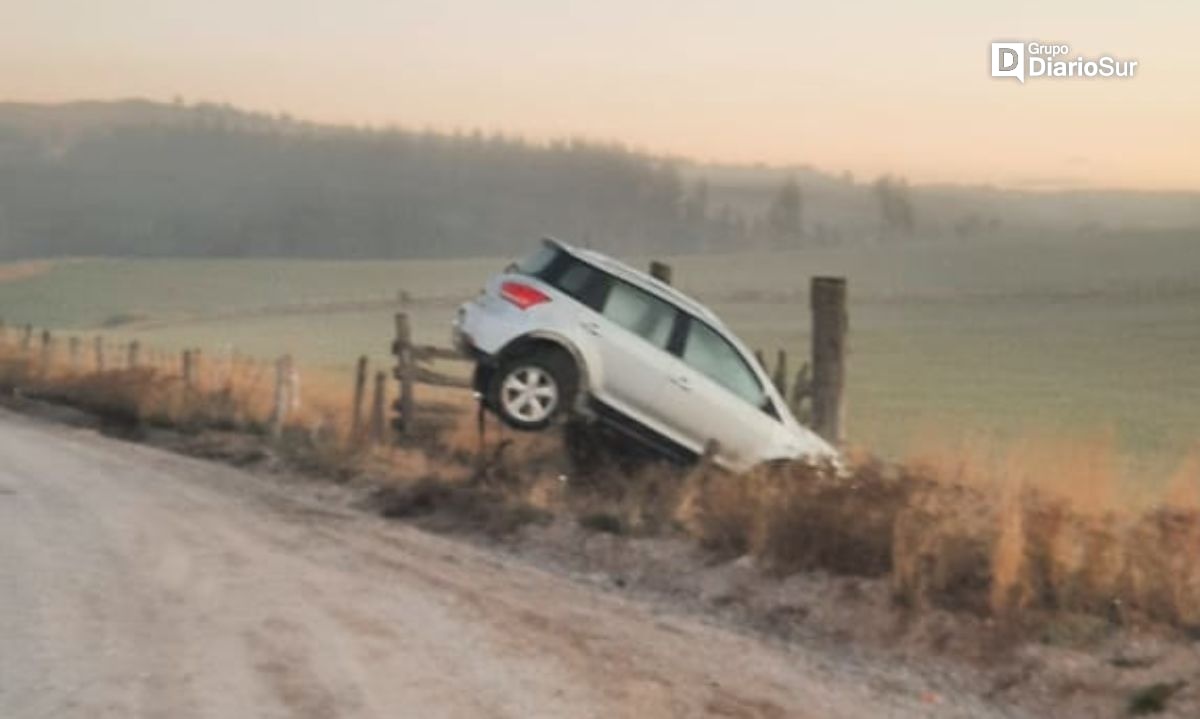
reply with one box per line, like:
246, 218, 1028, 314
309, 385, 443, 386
2, 231, 1199, 467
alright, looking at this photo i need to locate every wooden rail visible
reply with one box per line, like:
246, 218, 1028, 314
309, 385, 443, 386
389, 311, 475, 436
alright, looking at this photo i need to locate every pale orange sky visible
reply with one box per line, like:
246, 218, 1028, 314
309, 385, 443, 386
3, 0, 1198, 190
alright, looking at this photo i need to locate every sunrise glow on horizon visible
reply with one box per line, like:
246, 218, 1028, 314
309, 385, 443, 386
4, 0, 1198, 191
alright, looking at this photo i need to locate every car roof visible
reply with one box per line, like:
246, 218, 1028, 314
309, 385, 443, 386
543, 237, 723, 326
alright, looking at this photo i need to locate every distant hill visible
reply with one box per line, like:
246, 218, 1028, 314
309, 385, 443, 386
0, 100, 1197, 260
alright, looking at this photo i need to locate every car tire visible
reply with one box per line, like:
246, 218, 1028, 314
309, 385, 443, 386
488, 347, 577, 431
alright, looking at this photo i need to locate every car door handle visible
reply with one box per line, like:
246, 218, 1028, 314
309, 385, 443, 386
670, 375, 691, 391
581, 320, 601, 336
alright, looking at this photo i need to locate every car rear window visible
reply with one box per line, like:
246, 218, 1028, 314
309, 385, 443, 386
519, 244, 609, 310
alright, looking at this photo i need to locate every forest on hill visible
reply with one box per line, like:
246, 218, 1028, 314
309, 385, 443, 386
1, 100, 1197, 260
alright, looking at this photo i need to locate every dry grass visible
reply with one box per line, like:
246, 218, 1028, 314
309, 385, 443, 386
5, 331, 1200, 636
0, 333, 461, 477
621, 431, 1200, 633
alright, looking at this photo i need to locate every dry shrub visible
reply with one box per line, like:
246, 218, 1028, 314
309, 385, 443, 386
564, 459, 691, 536
685, 465, 761, 557
0, 352, 36, 392
1121, 508, 1200, 626
755, 460, 913, 576
554, 422, 697, 536
686, 459, 915, 576
367, 474, 549, 537
892, 481, 995, 614
53, 368, 168, 426
990, 476, 1028, 615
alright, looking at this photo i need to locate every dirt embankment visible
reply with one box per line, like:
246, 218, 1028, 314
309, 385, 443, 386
0, 406, 1018, 719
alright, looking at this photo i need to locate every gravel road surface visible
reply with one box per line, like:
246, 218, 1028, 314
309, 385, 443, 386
0, 408, 1014, 718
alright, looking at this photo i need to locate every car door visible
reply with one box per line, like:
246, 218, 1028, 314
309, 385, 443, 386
657, 317, 779, 467
585, 278, 685, 439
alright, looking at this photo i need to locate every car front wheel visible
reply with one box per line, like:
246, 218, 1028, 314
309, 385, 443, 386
488, 349, 577, 431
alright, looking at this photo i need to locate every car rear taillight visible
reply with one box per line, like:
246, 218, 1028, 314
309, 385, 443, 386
500, 281, 551, 310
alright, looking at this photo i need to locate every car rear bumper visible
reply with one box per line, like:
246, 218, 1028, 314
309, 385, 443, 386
454, 294, 529, 357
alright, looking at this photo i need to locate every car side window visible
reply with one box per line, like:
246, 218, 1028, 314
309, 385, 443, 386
601, 280, 677, 349
555, 261, 599, 301
681, 319, 766, 410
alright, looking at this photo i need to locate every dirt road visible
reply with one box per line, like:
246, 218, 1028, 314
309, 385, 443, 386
0, 408, 1013, 718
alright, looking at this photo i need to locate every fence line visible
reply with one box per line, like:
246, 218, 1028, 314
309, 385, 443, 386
1, 263, 846, 449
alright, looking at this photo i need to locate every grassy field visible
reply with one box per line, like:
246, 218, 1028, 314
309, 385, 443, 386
2, 230, 1198, 472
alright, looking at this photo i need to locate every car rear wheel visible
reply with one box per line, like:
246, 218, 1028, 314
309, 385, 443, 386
489, 348, 577, 431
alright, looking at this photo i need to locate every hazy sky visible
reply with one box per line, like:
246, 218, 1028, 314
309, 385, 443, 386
4, 0, 1198, 190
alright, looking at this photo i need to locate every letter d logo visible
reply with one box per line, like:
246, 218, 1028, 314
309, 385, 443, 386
991, 42, 1025, 83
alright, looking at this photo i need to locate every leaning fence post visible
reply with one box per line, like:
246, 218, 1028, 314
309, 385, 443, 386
288, 361, 300, 412
192, 349, 204, 389
392, 313, 415, 436
790, 363, 811, 415
351, 355, 368, 439
68, 337, 81, 372
181, 349, 195, 388
94, 337, 105, 371
127, 340, 141, 369
772, 349, 788, 396
649, 260, 673, 285
370, 370, 386, 445
269, 354, 292, 439
22, 324, 33, 352
810, 277, 847, 445
40, 330, 52, 370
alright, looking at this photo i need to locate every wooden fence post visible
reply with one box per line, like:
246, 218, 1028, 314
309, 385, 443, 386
288, 360, 300, 412
810, 277, 847, 445
94, 337, 105, 371
269, 354, 292, 439
0, 318, 6, 346
772, 349, 788, 396
790, 363, 811, 414
370, 370, 386, 445
181, 349, 195, 388
351, 355, 368, 439
192, 349, 204, 389
22, 324, 33, 352
68, 337, 81, 372
649, 260, 673, 285
40, 330, 52, 369
392, 313, 415, 436
127, 340, 141, 369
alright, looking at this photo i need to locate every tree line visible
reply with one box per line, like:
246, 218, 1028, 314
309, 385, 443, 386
0, 101, 869, 260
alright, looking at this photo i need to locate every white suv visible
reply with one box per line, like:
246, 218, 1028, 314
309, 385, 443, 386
454, 238, 837, 472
